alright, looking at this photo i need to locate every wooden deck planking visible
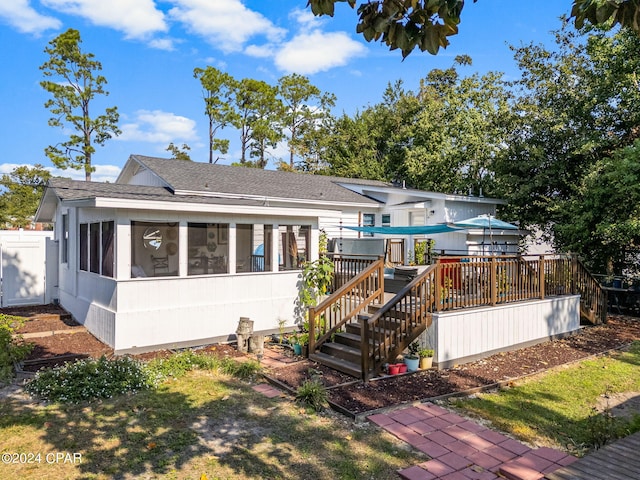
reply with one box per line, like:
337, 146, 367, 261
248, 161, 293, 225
546, 431, 640, 480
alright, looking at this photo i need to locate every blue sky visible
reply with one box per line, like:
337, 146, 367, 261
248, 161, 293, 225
0, 1, 573, 182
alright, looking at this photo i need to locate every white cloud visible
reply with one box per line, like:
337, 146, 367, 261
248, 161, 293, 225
0, 0, 61, 34
148, 37, 177, 51
275, 30, 366, 75
48, 164, 121, 182
288, 8, 322, 29
118, 110, 198, 144
0, 163, 120, 183
245, 44, 275, 59
42, 0, 166, 39
169, 0, 285, 53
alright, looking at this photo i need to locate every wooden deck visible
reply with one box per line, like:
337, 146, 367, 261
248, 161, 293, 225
545, 431, 640, 480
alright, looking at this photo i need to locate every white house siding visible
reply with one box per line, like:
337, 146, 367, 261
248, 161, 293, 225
443, 202, 496, 223
112, 272, 300, 353
420, 295, 580, 369
319, 210, 360, 241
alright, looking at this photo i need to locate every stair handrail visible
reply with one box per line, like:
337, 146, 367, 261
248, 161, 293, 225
572, 255, 608, 324
308, 257, 385, 355
362, 264, 437, 381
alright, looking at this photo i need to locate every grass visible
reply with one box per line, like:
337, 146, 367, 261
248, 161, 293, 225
0, 367, 423, 479
450, 341, 640, 456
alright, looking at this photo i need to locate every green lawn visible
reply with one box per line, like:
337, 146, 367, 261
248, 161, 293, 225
0, 370, 423, 479
450, 341, 640, 456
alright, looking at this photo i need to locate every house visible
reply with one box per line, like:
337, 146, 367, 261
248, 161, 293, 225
35, 155, 518, 354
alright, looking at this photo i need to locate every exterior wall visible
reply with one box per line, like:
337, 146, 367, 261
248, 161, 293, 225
112, 272, 300, 353
419, 295, 580, 369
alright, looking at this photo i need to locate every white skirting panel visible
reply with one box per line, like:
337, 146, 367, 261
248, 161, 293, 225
111, 272, 300, 353
420, 295, 581, 369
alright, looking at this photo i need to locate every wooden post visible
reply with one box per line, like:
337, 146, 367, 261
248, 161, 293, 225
435, 258, 442, 311
378, 257, 385, 300
308, 306, 316, 355
539, 255, 545, 299
490, 257, 497, 305
360, 315, 370, 381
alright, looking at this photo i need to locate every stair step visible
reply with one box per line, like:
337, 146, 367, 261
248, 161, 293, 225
321, 341, 362, 364
334, 331, 362, 349
309, 352, 361, 378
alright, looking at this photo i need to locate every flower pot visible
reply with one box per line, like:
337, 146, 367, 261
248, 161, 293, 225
397, 363, 408, 373
388, 364, 400, 375
419, 356, 433, 369
404, 356, 419, 372
292, 343, 302, 355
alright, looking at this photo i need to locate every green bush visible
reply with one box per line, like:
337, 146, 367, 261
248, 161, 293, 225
0, 314, 33, 384
220, 358, 261, 380
146, 350, 261, 381
26, 355, 154, 403
295, 379, 328, 412
145, 350, 217, 381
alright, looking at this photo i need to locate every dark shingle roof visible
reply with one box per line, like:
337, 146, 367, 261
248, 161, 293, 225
46, 177, 263, 207
128, 155, 387, 205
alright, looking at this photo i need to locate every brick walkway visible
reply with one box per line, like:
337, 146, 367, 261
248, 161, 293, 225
252, 350, 577, 480
367, 403, 577, 480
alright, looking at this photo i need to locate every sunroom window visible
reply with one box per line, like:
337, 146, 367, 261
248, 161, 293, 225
236, 224, 273, 273
131, 221, 178, 277
278, 225, 310, 271
188, 223, 229, 275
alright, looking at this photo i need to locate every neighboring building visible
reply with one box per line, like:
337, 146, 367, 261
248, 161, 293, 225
35, 155, 519, 353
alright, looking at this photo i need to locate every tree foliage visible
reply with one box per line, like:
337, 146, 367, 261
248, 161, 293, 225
193, 66, 236, 163
40, 28, 120, 181
495, 25, 640, 274
323, 56, 511, 195
307, 0, 640, 57
277, 73, 336, 168
0, 165, 51, 229
166, 142, 192, 161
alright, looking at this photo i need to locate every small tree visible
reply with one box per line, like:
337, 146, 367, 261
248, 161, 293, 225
193, 66, 237, 164
0, 165, 51, 229
40, 28, 120, 181
166, 142, 192, 161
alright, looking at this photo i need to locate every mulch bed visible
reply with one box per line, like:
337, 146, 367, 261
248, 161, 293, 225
9, 304, 640, 417
266, 315, 640, 415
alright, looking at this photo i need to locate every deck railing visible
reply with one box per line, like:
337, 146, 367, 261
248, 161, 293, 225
308, 257, 385, 355
328, 253, 381, 292
573, 257, 608, 324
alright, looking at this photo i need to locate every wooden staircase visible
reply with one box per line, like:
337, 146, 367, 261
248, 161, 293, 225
309, 261, 436, 380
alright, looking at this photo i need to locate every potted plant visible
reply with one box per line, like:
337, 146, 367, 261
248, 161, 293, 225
297, 333, 309, 357
403, 341, 420, 372
290, 333, 302, 355
419, 348, 434, 369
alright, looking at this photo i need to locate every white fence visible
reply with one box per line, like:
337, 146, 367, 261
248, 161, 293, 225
0, 230, 56, 307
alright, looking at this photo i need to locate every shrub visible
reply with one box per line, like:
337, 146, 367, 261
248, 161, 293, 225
219, 358, 261, 380
26, 355, 154, 403
145, 350, 217, 381
295, 379, 327, 412
0, 314, 33, 384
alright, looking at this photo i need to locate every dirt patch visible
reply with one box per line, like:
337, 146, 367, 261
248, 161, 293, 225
268, 315, 640, 414
595, 392, 640, 420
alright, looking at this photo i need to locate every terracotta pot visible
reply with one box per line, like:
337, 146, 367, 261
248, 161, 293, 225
388, 364, 400, 375
419, 356, 433, 369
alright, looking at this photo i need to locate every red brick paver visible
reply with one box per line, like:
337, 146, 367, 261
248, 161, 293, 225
366, 402, 575, 480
